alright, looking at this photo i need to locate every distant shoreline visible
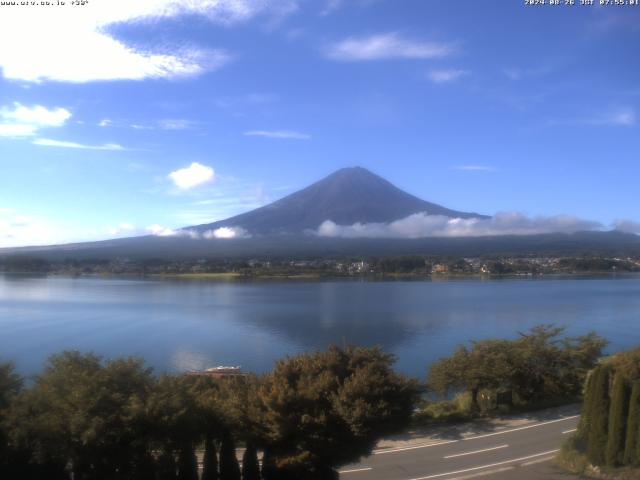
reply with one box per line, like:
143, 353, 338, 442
2, 271, 640, 282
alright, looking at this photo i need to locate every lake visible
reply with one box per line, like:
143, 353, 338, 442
1, 274, 639, 378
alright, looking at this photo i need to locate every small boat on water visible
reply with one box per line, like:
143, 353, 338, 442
185, 365, 247, 379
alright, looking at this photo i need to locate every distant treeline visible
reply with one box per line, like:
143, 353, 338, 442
1, 254, 639, 276
0, 326, 609, 480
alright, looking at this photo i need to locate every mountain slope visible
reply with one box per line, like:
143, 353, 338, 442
190, 167, 488, 235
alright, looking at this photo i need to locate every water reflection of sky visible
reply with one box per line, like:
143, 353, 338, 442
1, 275, 639, 378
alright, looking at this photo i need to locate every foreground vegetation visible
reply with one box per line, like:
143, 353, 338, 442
422, 325, 606, 418
0, 326, 608, 479
0, 347, 420, 480
559, 348, 640, 478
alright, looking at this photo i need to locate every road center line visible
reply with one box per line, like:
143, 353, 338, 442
373, 440, 459, 455
444, 444, 508, 459
371, 414, 578, 456
408, 449, 560, 480
339, 467, 373, 474
462, 415, 579, 441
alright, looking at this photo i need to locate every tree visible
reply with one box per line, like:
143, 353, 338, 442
201, 435, 219, 480
7, 352, 155, 479
428, 341, 516, 411
258, 346, 420, 479
156, 451, 178, 480
177, 442, 199, 480
428, 326, 607, 412
0, 362, 22, 477
623, 380, 640, 466
219, 429, 241, 480
605, 374, 630, 466
586, 365, 611, 466
242, 442, 260, 480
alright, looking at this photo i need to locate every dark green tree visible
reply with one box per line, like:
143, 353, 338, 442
241, 442, 260, 480
219, 429, 241, 480
0, 362, 23, 478
586, 365, 611, 466
428, 341, 515, 411
201, 435, 219, 480
261, 449, 277, 480
156, 450, 178, 480
605, 374, 630, 466
177, 442, 199, 480
7, 352, 155, 479
623, 380, 640, 466
428, 326, 606, 412
259, 346, 420, 478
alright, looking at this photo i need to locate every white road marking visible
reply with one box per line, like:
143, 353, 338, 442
373, 440, 459, 455
520, 456, 556, 467
339, 467, 373, 474
444, 444, 508, 459
447, 466, 514, 480
408, 449, 560, 480
562, 428, 577, 434
462, 415, 579, 441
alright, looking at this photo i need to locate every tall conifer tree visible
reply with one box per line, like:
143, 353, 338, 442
587, 365, 611, 466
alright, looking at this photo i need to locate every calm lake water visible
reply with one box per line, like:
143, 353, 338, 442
1, 274, 639, 378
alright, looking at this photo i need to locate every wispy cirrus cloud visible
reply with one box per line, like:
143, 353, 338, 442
244, 130, 311, 140
0, 0, 301, 83
325, 32, 454, 61
32, 139, 125, 150
427, 69, 469, 84
0, 103, 71, 137
549, 107, 636, 127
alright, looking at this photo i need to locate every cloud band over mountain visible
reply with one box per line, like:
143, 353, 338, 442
316, 212, 604, 239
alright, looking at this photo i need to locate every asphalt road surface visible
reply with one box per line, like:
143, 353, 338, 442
338, 412, 580, 480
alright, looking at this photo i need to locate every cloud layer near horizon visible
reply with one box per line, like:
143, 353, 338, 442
316, 212, 604, 239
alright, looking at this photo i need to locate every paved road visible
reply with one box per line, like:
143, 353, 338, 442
338, 412, 580, 480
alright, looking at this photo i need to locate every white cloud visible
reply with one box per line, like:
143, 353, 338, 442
107, 223, 136, 236
613, 220, 640, 234
0, 209, 70, 248
168, 162, 215, 189
33, 138, 125, 150
203, 226, 250, 239
244, 130, 311, 139
99, 119, 112, 127
325, 33, 453, 61
316, 212, 602, 239
0, 103, 71, 137
549, 108, 636, 127
146, 224, 199, 238
1, 103, 71, 126
427, 69, 468, 84
0, 124, 37, 138
0, 0, 300, 82
321, 0, 343, 15
158, 119, 195, 130
453, 165, 496, 172
605, 109, 636, 126
145, 224, 249, 240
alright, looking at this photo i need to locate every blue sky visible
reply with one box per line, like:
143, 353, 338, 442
0, 0, 639, 246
